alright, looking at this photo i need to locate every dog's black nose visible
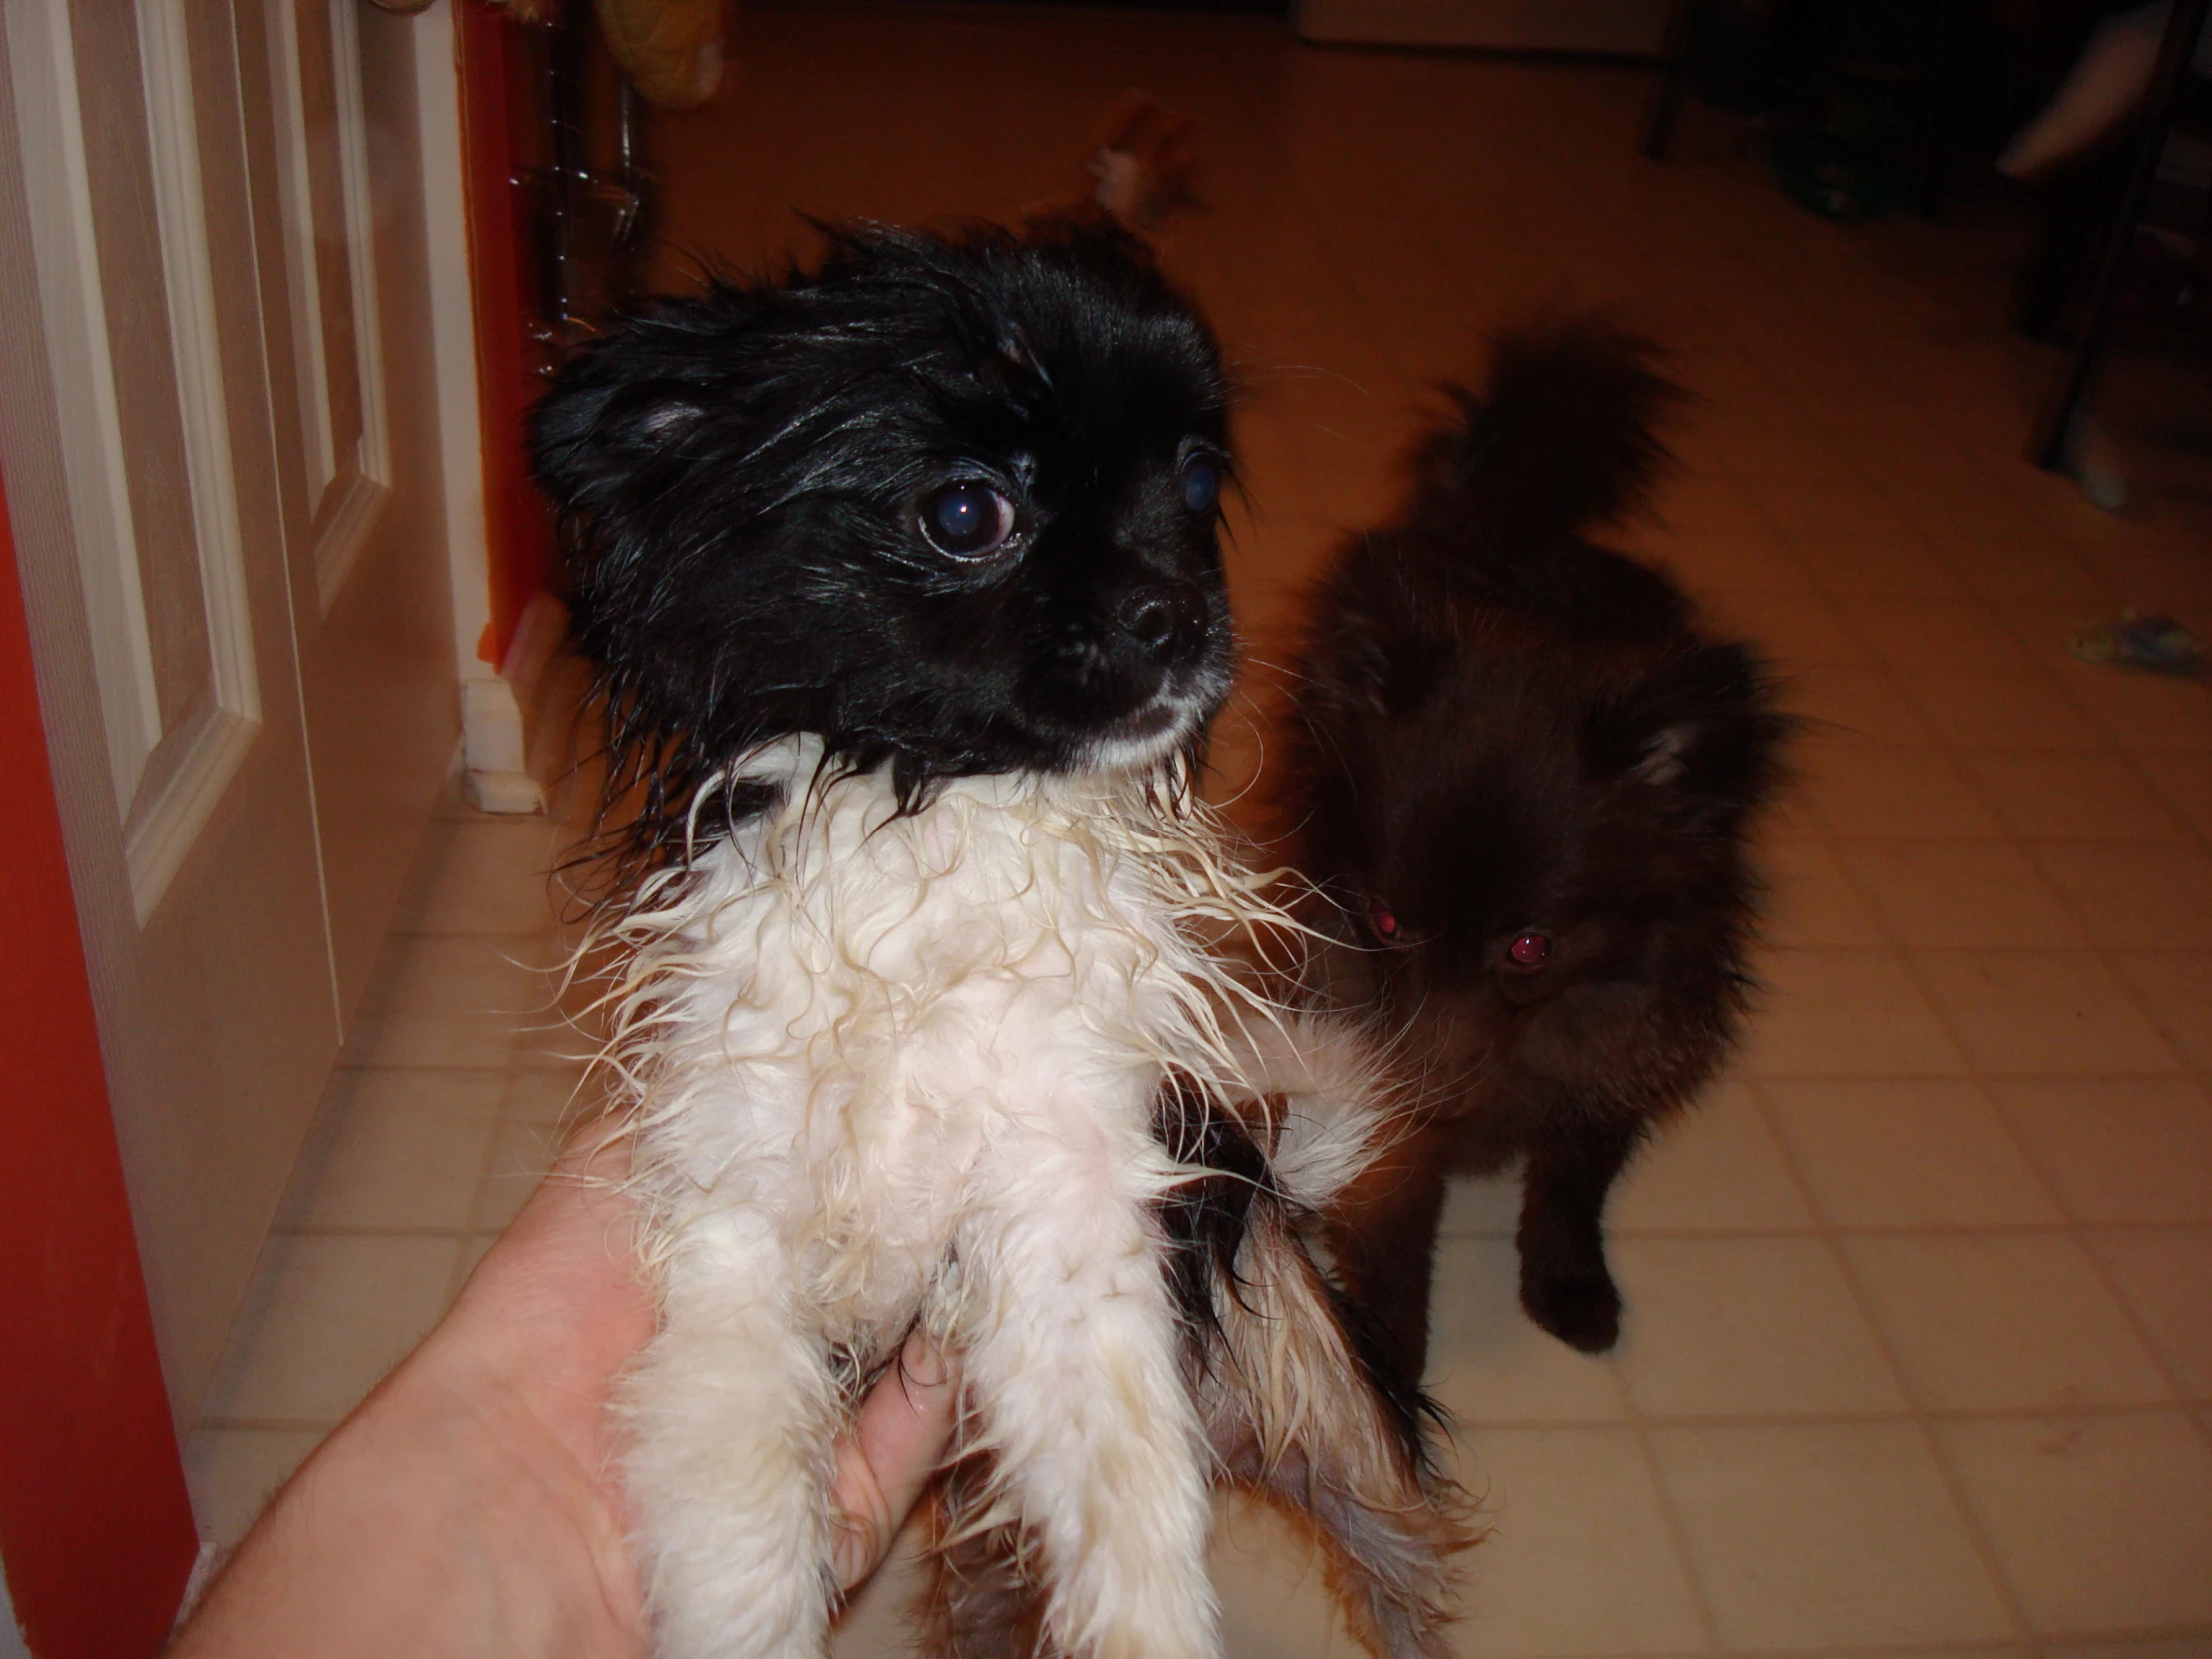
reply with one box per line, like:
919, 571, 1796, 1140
1115, 583, 1205, 661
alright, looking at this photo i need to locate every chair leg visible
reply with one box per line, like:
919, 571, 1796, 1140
1912, 0, 1956, 219
2032, 0, 2212, 473
1641, 0, 1696, 161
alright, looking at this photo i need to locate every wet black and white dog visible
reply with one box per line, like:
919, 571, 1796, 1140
530, 221, 1462, 1659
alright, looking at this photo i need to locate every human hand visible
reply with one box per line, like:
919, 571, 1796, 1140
171, 1119, 959, 1658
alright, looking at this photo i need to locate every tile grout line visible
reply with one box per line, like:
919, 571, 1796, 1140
1779, 561, 2211, 1092
1886, 533, 2212, 870
1465, 1214, 2211, 1244
1789, 684, 2212, 1641
1746, 629, 2093, 1656
1598, 1316, 1728, 1653
1751, 477, 2212, 887
1833, 670, 2212, 1441
1742, 1073, 2044, 1658
220, 814, 572, 1444
1743, 1050, 2184, 1081
1447, 1394, 2210, 1432
1258, 1623, 2212, 1659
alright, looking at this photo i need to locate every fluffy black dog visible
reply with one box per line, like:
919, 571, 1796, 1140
1285, 321, 1790, 1362
530, 221, 1464, 1659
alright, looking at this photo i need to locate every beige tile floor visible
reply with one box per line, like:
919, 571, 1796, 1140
190, 10, 2212, 1656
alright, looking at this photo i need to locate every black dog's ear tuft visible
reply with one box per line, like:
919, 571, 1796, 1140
549, 386, 705, 510
527, 309, 723, 521
630, 394, 707, 441
1585, 642, 1790, 827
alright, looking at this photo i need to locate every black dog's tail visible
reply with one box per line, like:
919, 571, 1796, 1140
1405, 319, 1679, 558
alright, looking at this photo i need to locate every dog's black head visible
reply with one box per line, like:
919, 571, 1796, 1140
530, 219, 1236, 854
1305, 615, 1785, 1118
1292, 553, 1796, 1123
1289, 320, 1791, 1122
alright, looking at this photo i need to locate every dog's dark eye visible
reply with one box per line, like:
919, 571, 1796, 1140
919, 482, 1015, 559
1507, 931, 1551, 968
1180, 454, 1220, 516
1365, 897, 1401, 941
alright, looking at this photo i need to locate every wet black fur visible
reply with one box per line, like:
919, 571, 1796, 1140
1152, 1073, 1273, 1354
529, 219, 1238, 891
1286, 320, 1792, 1360
1152, 1077, 1439, 1474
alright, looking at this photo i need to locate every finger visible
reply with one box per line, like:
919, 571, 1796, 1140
830, 1331, 960, 1592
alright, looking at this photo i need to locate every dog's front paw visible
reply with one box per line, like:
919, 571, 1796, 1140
1520, 1266, 1622, 1353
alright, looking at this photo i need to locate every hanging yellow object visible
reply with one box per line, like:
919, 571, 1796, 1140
595, 0, 727, 110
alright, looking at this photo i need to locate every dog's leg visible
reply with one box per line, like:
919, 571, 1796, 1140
626, 1214, 841, 1659
1323, 1121, 1453, 1377
1516, 1116, 1639, 1353
955, 1115, 1218, 1659
1205, 1207, 1468, 1659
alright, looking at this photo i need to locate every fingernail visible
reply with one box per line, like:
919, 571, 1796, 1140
901, 1330, 950, 1390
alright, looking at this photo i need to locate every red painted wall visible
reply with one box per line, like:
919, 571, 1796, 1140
0, 469, 199, 1651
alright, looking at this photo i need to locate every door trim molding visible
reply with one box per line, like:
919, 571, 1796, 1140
7, 0, 163, 822
266, 0, 395, 614
126, 0, 263, 920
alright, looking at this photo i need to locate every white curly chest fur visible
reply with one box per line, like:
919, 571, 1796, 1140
608, 739, 1283, 1659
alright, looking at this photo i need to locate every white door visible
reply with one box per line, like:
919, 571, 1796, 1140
0, 0, 460, 1434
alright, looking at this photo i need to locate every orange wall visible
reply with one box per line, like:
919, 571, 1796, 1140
458, 0, 557, 667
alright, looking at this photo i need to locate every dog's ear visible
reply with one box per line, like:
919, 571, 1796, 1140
1586, 642, 1786, 827
527, 303, 728, 523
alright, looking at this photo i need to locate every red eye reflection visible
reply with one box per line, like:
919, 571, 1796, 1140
1366, 898, 1400, 940
1508, 931, 1551, 967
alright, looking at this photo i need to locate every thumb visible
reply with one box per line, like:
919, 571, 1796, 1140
830, 1330, 960, 1592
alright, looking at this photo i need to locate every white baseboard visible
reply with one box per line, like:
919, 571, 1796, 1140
460, 591, 578, 815
461, 675, 540, 814
1296, 0, 1670, 54
460, 590, 589, 815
